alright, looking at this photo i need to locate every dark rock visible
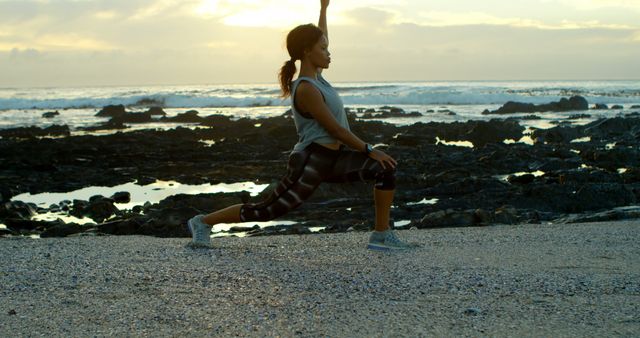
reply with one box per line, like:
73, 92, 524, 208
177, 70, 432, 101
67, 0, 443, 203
621, 167, 640, 183
0, 187, 18, 203
380, 106, 405, 113
532, 125, 582, 144
42, 111, 60, 118
77, 118, 127, 131
507, 174, 535, 185
246, 223, 312, 237
111, 191, 131, 203
40, 222, 85, 237
0, 125, 70, 139
492, 205, 519, 224
464, 120, 524, 147
112, 112, 152, 123
483, 96, 588, 115
161, 110, 203, 123
611, 105, 623, 109
70, 197, 119, 223
583, 117, 640, 139
567, 114, 591, 120
98, 217, 147, 235
464, 307, 481, 316
95, 104, 126, 118
1, 201, 37, 219
145, 107, 166, 116
506, 115, 541, 120
631, 105, 640, 109
594, 103, 608, 110
572, 183, 636, 212
581, 147, 640, 171
3, 218, 64, 232
1, 110, 638, 237
554, 205, 640, 223
229, 225, 260, 232
139, 206, 199, 237
474, 208, 492, 224
418, 209, 478, 228
361, 107, 422, 119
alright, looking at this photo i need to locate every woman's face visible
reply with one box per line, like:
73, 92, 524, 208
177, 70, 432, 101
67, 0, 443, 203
305, 34, 331, 69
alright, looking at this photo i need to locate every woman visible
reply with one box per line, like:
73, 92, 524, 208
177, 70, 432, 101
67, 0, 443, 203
187, 0, 414, 251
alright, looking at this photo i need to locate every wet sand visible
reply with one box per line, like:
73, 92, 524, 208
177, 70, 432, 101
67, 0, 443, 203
1, 220, 639, 337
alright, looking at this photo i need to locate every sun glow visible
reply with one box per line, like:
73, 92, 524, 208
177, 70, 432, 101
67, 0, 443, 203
194, 0, 316, 28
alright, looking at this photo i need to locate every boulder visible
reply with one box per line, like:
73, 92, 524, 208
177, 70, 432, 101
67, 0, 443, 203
112, 112, 152, 123
40, 222, 86, 237
483, 96, 588, 114
1, 201, 37, 219
3, 218, 64, 232
98, 217, 147, 235
567, 114, 591, 120
611, 105, 623, 109
464, 119, 524, 147
0, 125, 70, 139
138, 206, 198, 237
492, 205, 519, 224
145, 107, 166, 116
532, 125, 582, 144
554, 205, 640, 223
594, 103, 608, 110
70, 197, 119, 223
111, 191, 131, 203
418, 209, 480, 228
161, 110, 203, 123
42, 111, 60, 118
572, 183, 637, 212
95, 104, 126, 118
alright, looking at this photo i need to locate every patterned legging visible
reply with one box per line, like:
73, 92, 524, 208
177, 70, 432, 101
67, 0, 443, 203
239, 142, 396, 222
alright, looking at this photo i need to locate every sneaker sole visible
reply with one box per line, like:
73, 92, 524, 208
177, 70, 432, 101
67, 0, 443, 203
367, 243, 410, 251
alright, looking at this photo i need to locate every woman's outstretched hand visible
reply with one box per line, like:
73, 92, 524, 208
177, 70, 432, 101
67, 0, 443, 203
369, 149, 397, 170
321, 0, 329, 9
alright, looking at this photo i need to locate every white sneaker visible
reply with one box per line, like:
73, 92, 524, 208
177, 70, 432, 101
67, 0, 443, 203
367, 229, 417, 251
187, 214, 212, 248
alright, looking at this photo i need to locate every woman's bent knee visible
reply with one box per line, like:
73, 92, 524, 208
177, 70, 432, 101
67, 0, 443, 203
374, 168, 396, 190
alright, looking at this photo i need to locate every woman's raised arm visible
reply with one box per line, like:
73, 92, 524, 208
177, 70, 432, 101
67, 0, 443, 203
319, 0, 329, 41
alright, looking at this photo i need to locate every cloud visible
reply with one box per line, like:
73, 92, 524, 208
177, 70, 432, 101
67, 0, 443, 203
9, 47, 42, 60
1, 0, 639, 86
35, 33, 116, 51
543, 0, 640, 11
343, 7, 397, 26
409, 11, 636, 30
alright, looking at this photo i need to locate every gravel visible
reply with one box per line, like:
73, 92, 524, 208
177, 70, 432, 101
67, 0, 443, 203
1, 220, 639, 337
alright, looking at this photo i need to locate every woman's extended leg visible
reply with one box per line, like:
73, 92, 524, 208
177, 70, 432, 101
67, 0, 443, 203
202, 204, 242, 225
192, 144, 334, 233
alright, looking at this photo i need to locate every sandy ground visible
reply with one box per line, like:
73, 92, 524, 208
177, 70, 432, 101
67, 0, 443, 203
1, 220, 639, 337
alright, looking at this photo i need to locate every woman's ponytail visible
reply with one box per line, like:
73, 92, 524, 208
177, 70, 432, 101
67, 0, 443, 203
279, 58, 297, 99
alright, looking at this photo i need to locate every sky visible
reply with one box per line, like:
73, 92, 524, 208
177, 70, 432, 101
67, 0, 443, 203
0, 0, 639, 87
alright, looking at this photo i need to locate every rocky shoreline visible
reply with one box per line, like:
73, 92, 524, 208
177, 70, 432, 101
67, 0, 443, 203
1, 96, 639, 238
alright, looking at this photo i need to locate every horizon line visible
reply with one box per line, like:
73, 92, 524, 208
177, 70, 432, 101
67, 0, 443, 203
2, 78, 640, 90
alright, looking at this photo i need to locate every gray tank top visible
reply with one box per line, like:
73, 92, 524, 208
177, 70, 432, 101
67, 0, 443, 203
290, 73, 350, 152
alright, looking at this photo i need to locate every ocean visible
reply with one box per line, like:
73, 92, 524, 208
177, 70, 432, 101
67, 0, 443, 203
1, 80, 639, 134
